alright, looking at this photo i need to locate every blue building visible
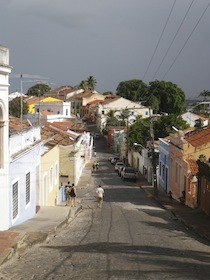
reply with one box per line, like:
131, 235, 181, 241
158, 137, 170, 192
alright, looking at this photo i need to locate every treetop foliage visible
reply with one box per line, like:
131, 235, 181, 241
116, 79, 185, 115
27, 83, 51, 97
9, 97, 28, 118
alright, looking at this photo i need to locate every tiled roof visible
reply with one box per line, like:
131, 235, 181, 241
68, 90, 93, 100
50, 121, 74, 131
187, 159, 198, 175
86, 100, 103, 105
9, 116, 31, 135
41, 124, 75, 147
186, 127, 210, 147
100, 96, 120, 105
26, 96, 44, 105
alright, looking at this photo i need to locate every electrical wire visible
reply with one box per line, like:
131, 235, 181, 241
143, 0, 177, 81
151, 0, 195, 80
163, 1, 210, 79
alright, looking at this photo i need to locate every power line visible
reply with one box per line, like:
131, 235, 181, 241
143, 0, 177, 80
151, 0, 195, 80
163, 1, 210, 79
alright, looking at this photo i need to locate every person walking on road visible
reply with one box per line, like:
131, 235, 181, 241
69, 183, 77, 207
96, 185, 104, 208
65, 181, 71, 206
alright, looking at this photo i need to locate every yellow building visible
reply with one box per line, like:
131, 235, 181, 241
41, 143, 60, 206
27, 96, 62, 114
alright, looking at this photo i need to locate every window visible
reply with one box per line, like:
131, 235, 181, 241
13, 181, 18, 219
55, 162, 58, 183
26, 172, 30, 205
102, 110, 104, 115
162, 165, 165, 178
50, 167, 53, 191
159, 162, 162, 176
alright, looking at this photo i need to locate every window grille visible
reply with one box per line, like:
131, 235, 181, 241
13, 181, 18, 219
26, 172, 30, 205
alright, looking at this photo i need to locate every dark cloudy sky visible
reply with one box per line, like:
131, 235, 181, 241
1, 0, 210, 99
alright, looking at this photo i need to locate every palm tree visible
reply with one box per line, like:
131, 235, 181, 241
79, 80, 88, 91
118, 109, 131, 126
86, 76, 97, 91
199, 90, 210, 100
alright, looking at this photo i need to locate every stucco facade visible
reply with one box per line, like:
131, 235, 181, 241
0, 45, 11, 230
41, 144, 60, 206
169, 128, 210, 208
158, 138, 169, 192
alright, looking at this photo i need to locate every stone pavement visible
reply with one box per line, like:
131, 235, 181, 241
1, 162, 210, 266
138, 173, 210, 243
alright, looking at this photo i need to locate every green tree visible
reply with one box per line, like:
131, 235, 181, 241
153, 114, 189, 139
86, 76, 97, 90
199, 90, 210, 100
116, 79, 148, 102
9, 97, 28, 117
194, 118, 203, 128
79, 80, 88, 91
118, 109, 131, 126
127, 118, 150, 149
27, 83, 51, 97
145, 80, 185, 115
106, 116, 121, 127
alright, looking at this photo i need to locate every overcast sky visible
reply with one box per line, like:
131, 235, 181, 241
1, 0, 210, 99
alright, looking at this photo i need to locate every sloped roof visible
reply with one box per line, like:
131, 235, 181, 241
41, 124, 75, 147
50, 121, 74, 131
101, 96, 120, 105
86, 99, 104, 106
68, 90, 93, 100
9, 116, 31, 135
26, 96, 44, 105
187, 159, 198, 175
186, 127, 210, 147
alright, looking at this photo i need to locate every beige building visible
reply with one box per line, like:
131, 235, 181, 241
41, 143, 60, 206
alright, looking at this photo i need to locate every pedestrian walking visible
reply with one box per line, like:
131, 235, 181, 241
96, 185, 104, 208
64, 181, 71, 206
69, 183, 77, 207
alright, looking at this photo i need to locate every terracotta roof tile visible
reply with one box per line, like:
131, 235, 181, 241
41, 124, 75, 146
9, 116, 31, 135
187, 159, 198, 175
186, 127, 210, 147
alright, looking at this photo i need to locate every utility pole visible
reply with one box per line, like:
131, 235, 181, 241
150, 115, 158, 197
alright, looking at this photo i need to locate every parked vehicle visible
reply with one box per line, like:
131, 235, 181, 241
114, 161, 124, 172
121, 167, 137, 181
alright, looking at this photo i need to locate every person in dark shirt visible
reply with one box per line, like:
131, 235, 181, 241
69, 183, 77, 207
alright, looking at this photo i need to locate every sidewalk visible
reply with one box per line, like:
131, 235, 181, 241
0, 164, 92, 266
138, 173, 210, 242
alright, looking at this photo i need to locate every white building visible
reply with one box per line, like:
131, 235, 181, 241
97, 97, 152, 130
0, 45, 11, 230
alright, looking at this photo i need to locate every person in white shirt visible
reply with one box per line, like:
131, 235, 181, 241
96, 185, 104, 208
